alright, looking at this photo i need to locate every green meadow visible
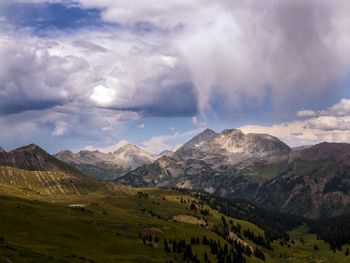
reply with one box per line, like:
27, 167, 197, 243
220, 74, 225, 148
0, 166, 349, 262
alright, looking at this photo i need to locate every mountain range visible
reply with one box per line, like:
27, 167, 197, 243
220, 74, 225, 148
3, 128, 350, 220
54, 144, 160, 180
115, 128, 350, 219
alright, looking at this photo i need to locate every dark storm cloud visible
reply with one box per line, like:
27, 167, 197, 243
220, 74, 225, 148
0, 34, 89, 115
105, 82, 198, 117
3, 0, 350, 119
0, 100, 64, 115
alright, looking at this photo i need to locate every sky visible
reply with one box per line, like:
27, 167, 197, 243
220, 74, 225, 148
1, 0, 350, 154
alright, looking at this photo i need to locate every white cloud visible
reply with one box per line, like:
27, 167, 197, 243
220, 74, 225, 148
240, 121, 350, 147
242, 98, 350, 146
297, 110, 316, 118
142, 135, 173, 154
192, 116, 207, 128
51, 120, 70, 136
321, 98, 350, 116
137, 124, 145, 129
306, 116, 350, 131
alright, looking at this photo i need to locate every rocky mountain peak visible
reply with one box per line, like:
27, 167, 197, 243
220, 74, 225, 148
201, 128, 217, 135
11, 144, 47, 154
55, 150, 75, 159
212, 130, 291, 157
114, 144, 143, 154
0, 143, 80, 173
0, 146, 6, 153
192, 128, 217, 141
175, 128, 217, 155
58, 149, 74, 155
55, 150, 83, 164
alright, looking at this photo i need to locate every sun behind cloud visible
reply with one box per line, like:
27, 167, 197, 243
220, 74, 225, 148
90, 85, 116, 105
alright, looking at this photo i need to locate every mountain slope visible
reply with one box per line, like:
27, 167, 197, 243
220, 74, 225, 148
2, 181, 350, 263
173, 128, 218, 158
254, 143, 350, 218
0, 146, 6, 153
1, 184, 350, 262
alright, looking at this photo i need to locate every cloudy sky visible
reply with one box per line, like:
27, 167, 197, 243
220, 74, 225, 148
1, 0, 350, 154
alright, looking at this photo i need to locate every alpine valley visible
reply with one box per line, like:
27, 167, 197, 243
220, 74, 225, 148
1, 129, 350, 262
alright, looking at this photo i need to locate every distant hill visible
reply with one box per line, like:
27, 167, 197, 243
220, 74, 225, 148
0, 144, 80, 174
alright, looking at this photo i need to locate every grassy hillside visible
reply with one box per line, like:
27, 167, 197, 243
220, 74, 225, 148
0, 165, 350, 262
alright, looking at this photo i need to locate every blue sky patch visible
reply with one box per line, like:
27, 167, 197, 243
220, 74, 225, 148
0, 2, 113, 33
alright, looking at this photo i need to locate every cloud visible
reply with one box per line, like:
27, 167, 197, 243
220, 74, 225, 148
2, 0, 350, 152
296, 99, 350, 132
142, 135, 173, 154
0, 36, 80, 114
241, 98, 350, 146
0, 22, 197, 122
74, 0, 350, 115
51, 119, 71, 136
90, 84, 117, 105
321, 98, 350, 116
240, 120, 350, 147
137, 124, 145, 129
297, 110, 317, 118
73, 40, 109, 53
2, 0, 350, 120
191, 116, 207, 128
306, 116, 350, 131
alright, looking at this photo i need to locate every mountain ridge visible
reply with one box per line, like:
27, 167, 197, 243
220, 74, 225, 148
54, 143, 158, 180
0, 143, 81, 174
